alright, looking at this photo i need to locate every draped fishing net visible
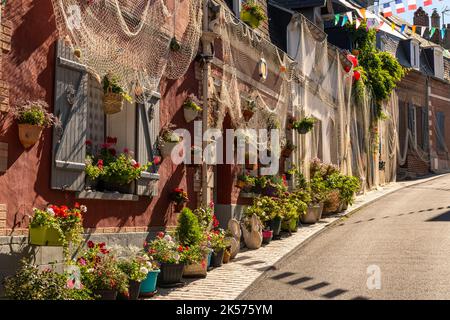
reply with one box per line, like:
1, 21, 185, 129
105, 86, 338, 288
210, 6, 294, 151
51, 0, 202, 101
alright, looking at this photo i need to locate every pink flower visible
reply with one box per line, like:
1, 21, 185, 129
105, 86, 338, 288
153, 156, 161, 165
123, 148, 129, 154
78, 257, 86, 266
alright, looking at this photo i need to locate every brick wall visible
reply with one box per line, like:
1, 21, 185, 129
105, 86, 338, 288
0, 15, 11, 112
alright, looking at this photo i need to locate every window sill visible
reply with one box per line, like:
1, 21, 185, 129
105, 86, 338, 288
76, 190, 139, 201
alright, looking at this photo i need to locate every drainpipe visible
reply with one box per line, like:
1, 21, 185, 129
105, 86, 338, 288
200, 0, 213, 206
425, 76, 432, 171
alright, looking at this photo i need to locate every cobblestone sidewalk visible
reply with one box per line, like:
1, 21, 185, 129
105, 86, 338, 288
151, 175, 446, 300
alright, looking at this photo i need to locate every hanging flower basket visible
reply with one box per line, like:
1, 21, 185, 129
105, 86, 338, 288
183, 95, 202, 123
160, 141, 181, 158
240, 2, 267, 29
18, 124, 44, 149
184, 108, 199, 123
103, 91, 124, 115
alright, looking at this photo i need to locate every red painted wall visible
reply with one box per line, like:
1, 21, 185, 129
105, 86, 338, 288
0, 1, 198, 230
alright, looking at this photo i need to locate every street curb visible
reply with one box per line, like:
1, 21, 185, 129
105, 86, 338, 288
236, 173, 448, 300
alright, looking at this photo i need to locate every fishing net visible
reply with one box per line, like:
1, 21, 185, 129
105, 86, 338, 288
51, 0, 203, 101
210, 6, 294, 151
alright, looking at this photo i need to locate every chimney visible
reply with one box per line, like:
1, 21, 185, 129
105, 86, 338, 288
414, 7, 429, 27
431, 9, 440, 28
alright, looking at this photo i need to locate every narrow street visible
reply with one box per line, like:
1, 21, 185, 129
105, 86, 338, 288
242, 174, 450, 300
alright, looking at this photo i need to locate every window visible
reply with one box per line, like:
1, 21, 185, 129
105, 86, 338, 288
410, 40, 420, 70
436, 111, 446, 153
434, 48, 444, 79
408, 103, 417, 146
225, 0, 241, 16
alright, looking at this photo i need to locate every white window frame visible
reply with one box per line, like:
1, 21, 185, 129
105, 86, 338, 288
410, 40, 420, 70
434, 47, 444, 79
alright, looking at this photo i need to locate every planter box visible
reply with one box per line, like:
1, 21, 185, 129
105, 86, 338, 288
99, 181, 135, 194
183, 259, 207, 278
29, 226, 64, 247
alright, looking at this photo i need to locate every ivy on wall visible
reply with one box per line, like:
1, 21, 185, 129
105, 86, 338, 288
346, 21, 407, 120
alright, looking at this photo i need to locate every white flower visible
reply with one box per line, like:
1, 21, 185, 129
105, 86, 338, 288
257, 202, 262, 206
130, 159, 137, 166
46, 207, 55, 216
174, 253, 180, 261
87, 268, 94, 273
80, 205, 87, 213
164, 234, 172, 242
146, 261, 153, 268
142, 254, 150, 261
140, 267, 149, 275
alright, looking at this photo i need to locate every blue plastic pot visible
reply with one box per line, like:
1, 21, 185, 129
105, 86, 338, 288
140, 270, 160, 295
207, 251, 212, 268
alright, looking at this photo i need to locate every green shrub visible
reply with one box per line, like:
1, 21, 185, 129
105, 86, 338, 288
176, 208, 203, 246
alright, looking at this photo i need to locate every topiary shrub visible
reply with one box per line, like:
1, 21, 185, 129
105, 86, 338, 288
176, 208, 203, 246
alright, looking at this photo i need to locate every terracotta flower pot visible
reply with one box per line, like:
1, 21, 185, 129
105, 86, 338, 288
18, 124, 44, 149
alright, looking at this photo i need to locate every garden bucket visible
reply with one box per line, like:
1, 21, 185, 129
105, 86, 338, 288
211, 249, 225, 268
93, 289, 118, 300
18, 124, 44, 149
262, 230, 273, 244
240, 11, 261, 29
183, 259, 207, 278
103, 91, 124, 115
269, 217, 282, 237
29, 226, 64, 246
183, 107, 199, 123
158, 263, 185, 286
140, 270, 160, 296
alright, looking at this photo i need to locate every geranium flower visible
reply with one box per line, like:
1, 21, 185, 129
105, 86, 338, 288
156, 232, 164, 239
177, 245, 184, 252
123, 148, 129, 154
153, 156, 161, 165
133, 162, 141, 169
85, 140, 92, 146
74, 202, 80, 208
106, 136, 117, 144
100, 143, 111, 149
108, 148, 117, 156
87, 240, 95, 248
77, 257, 86, 266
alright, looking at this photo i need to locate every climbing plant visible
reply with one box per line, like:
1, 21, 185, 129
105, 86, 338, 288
346, 21, 407, 120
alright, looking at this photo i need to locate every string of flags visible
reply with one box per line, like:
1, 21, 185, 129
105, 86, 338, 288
334, 0, 448, 40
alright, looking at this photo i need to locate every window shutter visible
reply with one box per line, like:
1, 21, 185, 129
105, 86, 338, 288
51, 40, 88, 191
136, 92, 161, 196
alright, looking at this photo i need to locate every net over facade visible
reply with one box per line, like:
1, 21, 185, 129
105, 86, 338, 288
51, 0, 203, 100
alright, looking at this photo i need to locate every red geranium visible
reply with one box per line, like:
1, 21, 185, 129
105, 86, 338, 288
106, 136, 117, 144
156, 232, 164, 239
153, 156, 161, 165
87, 240, 95, 248
177, 245, 184, 252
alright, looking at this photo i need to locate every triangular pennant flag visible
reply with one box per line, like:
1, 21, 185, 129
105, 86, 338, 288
400, 24, 406, 33
334, 14, 340, 26
412, 25, 417, 34
355, 18, 361, 29
441, 28, 446, 39
424, 0, 432, 6
359, 8, 366, 20
430, 27, 436, 38
420, 26, 426, 37
347, 12, 353, 25
391, 23, 396, 31
341, 15, 348, 27
408, 0, 417, 10
376, 21, 384, 32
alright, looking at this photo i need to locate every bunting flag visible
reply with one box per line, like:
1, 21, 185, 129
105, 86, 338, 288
391, 22, 396, 31
359, 8, 367, 20
346, 12, 353, 24
383, 3, 393, 17
355, 18, 361, 29
334, 14, 340, 26
408, 0, 417, 10
441, 28, 446, 39
395, 0, 406, 14
376, 21, 384, 31
430, 27, 436, 37
420, 26, 426, 37
412, 25, 417, 34
341, 15, 348, 26
400, 24, 406, 33
424, 0, 432, 6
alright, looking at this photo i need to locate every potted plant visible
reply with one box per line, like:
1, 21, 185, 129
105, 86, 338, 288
145, 232, 187, 286
117, 249, 154, 300
170, 188, 189, 212
236, 172, 256, 192
293, 117, 316, 134
183, 94, 202, 123
77, 241, 129, 300
262, 229, 273, 244
242, 99, 256, 122
240, 1, 267, 29
301, 173, 327, 224
85, 139, 151, 194
29, 203, 85, 250
286, 115, 297, 130
102, 73, 132, 115
139, 260, 160, 297
281, 140, 296, 158
209, 228, 227, 268
158, 123, 183, 159
4, 259, 93, 300
13, 100, 59, 148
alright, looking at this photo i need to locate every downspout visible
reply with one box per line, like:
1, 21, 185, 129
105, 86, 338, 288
425, 75, 432, 171
201, 0, 212, 206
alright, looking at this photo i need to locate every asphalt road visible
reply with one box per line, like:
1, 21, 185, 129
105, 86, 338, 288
241, 174, 450, 300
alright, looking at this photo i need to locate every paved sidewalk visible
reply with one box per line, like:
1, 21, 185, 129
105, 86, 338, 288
152, 174, 447, 300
